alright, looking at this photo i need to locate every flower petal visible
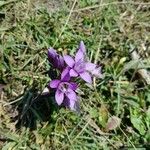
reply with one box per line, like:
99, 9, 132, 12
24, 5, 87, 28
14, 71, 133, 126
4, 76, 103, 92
75, 41, 86, 62
48, 48, 65, 70
48, 48, 57, 59
79, 41, 86, 53
58, 55, 65, 69
85, 62, 96, 72
61, 67, 70, 81
80, 72, 92, 84
69, 99, 76, 110
75, 49, 85, 62
70, 69, 78, 77
48, 48, 57, 67
66, 89, 77, 101
62, 96, 70, 107
64, 55, 75, 67
63, 95, 80, 111
92, 67, 103, 78
49, 80, 60, 88
66, 89, 78, 110
55, 90, 64, 105
74, 99, 80, 113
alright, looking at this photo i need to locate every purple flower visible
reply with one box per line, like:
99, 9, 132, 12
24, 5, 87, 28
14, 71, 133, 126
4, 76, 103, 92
64, 41, 102, 83
48, 48, 65, 70
49, 67, 78, 110
64, 41, 92, 84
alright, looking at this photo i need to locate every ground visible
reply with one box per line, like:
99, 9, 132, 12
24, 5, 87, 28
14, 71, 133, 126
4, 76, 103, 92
0, 0, 150, 149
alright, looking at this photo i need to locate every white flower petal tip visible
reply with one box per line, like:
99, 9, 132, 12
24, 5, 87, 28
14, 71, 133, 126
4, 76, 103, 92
41, 87, 50, 95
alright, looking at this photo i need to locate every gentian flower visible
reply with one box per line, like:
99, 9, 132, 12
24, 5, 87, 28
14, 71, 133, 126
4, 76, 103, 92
64, 41, 92, 84
47, 41, 103, 111
64, 41, 102, 84
49, 67, 78, 110
48, 48, 65, 70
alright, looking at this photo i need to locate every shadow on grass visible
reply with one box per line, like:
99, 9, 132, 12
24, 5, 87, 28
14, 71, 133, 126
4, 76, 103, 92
12, 86, 58, 130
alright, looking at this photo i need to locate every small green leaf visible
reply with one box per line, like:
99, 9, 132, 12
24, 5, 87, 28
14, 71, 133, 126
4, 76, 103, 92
89, 108, 98, 118
99, 104, 108, 127
130, 108, 146, 135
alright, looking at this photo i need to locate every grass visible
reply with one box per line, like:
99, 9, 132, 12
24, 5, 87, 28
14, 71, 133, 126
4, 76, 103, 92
0, 0, 150, 149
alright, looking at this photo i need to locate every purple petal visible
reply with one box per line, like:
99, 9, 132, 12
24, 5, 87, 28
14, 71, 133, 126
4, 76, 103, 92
79, 41, 86, 53
80, 72, 92, 84
48, 48, 65, 70
67, 90, 77, 110
69, 99, 76, 110
66, 89, 77, 101
64, 55, 75, 67
70, 69, 78, 77
58, 55, 65, 69
48, 48, 57, 59
63, 96, 80, 111
85, 62, 103, 78
74, 98, 80, 112
48, 48, 57, 67
69, 82, 78, 90
85, 62, 96, 72
92, 67, 103, 78
61, 67, 70, 81
49, 80, 60, 88
55, 90, 64, 105
75, 49, 85, 62
74, 60, 86, 73
62, 97, 70, 107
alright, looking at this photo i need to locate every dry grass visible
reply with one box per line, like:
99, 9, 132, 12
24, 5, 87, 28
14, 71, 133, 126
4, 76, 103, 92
0, 0, 150, 149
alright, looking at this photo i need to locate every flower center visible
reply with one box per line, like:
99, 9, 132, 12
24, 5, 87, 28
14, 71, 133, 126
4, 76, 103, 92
59, 82, 69, 93
74, 61, 85, 73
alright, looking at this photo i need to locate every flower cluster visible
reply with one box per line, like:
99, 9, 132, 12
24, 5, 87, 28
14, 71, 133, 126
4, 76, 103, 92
48, 41, 102, 111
